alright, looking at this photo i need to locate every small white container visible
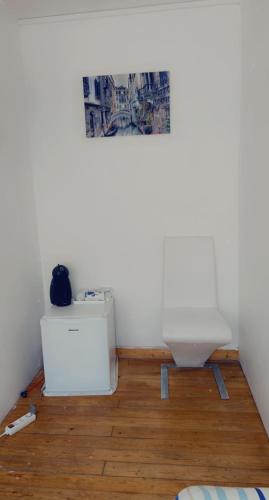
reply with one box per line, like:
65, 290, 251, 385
40, 297, 118, 396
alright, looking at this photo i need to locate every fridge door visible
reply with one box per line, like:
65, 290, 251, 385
41, 317, 110, 394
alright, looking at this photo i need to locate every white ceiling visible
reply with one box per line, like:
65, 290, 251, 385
5, 0, 204, 20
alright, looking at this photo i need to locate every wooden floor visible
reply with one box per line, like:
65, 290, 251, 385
0, 359, 268, 499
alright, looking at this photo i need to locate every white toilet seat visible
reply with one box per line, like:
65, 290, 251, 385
162, 307, 232, 344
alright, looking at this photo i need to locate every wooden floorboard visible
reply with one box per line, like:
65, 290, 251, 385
0, 360, 268, 499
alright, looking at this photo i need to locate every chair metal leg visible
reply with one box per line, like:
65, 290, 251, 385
206, 362, 229, 400
160, 362, 229, 400
161, 364, 169, 400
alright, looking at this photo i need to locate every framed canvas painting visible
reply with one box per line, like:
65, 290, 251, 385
83, 71, 170, 138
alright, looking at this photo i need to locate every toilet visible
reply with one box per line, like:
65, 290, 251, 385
162, 236, 232, 367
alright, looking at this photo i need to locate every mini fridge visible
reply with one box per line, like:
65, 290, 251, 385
40, 298, 118, 396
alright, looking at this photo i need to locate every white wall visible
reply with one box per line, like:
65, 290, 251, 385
0, 2, 44, 422
20, 1, 240, 348
240, 0, 269, 435
7, 0, 223, 20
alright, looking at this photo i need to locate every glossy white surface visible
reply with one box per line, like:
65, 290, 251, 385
166, 341, 224, 367
163, 237, 217, 309
162, 237, 232, 367
163, 308, 231, 343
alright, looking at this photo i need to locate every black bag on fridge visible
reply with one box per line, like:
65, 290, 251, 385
50, 265, 72, 307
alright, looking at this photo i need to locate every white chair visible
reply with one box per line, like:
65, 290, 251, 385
161, 236, 232, 400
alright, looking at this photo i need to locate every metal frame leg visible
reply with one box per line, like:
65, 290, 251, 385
160, 363, 229, 400
206, 362, 229, 400
161, 364, 169, 400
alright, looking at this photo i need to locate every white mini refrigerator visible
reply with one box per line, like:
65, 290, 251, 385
40, 298, 118, 396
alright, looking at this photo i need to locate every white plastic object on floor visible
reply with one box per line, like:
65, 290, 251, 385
40, 296, 118, 396
162, 237, 232, 367
1, 412, 36, 437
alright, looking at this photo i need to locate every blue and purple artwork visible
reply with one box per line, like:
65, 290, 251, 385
82, 71, 170, 138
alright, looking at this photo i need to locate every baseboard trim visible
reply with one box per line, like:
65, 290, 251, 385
116, 347, 239, 362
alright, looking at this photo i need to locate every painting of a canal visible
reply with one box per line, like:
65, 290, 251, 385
83, 71, 170, 138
